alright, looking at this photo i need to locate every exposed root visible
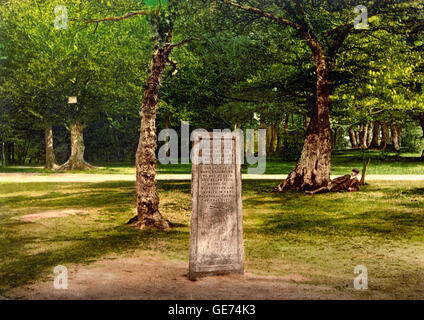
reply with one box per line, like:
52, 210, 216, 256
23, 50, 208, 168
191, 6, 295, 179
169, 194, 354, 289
55, 160, 97, 171
45, 163, 60, 171
127, 211, 172, 230
275, 169, 329, 192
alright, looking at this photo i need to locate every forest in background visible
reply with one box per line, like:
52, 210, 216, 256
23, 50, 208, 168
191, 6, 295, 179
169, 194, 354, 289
0, 0, 423, 167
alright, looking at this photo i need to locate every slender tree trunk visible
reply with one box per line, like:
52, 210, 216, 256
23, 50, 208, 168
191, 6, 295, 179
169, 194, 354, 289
57, 122, 95, 171
365, 122, 372, 147
276, 116, 282, 153
165, 112, 170, 157
127, 46, 172, 230
360, 158, 371, 186
358, 124, 368, 149
332, 127, 338, 150
44, 122, 58, 170
269, 125, 276, 154
266, 125, 272, 153
284, 113, 289, 147
369, 121, 380, 149
303, 115, 308, 131
276, 47, 331, 191
397, 125, 402, 148
259, 122, 266, 156
349, 127, 358, 148
354, 130, 359, 147
419, 114, 424, 159
390, 123, 400, 151
1, 139, 5, 167
11, 142, 15, 164
380, 122, 388, 150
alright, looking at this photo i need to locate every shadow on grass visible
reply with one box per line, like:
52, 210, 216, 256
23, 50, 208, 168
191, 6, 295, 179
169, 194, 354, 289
1, 179, 424, 295
243, 181, 424, 239
0, 181, 192, 293
0, 225, 189, 293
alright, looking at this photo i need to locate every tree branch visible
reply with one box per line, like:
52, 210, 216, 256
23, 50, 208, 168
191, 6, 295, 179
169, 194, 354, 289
169, 38, 197, 49
78, 10, 152, 24
222, 0, 304, 33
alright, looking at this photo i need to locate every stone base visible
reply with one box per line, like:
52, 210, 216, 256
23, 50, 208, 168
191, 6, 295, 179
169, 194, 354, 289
189, 264, 244, 281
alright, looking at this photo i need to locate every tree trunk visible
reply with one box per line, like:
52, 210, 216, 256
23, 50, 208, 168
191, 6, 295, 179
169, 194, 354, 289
165, 112, 170, 157
358, 124, 368, 149
127, 46, 172, 230
44, 122, 59, 170
1, 139, 5, 167
365, 122, 372, 147
332, 127, 339, 150
57, 122, 95, 171
283, 113, 289, 147
380, 122, 388, 150
397, 125, 402, 148
276, 47, 331, 191
369, 121, 380, 149
303, 115, 308, 131
390, 124, 400, 151
359, 158, 371, 186
276, 116, 282, 153
354, 130, 359, 147
266, 125, 272, 153
349, 127, 358, 148
269, 125, 276, 154
419, 114, 424, 159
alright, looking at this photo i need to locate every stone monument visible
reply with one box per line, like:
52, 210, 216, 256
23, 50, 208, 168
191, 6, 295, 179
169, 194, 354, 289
189, 131, 244, 280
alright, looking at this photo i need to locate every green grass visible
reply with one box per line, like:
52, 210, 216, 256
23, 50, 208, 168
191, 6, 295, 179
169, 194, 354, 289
1, 179, 424, 298
1, 150, 423, 175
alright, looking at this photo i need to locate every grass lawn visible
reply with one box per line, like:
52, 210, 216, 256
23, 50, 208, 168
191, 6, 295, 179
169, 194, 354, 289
1, 150, 424, 175
1, 179, 424, 299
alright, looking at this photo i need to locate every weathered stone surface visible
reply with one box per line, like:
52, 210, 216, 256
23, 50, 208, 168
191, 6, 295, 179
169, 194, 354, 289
189, 132, 244, 280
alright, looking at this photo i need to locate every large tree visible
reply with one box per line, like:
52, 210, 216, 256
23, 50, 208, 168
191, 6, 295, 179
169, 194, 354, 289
221, 0, 421, 190
82, 0, 197, 229
0, 0, 150, 170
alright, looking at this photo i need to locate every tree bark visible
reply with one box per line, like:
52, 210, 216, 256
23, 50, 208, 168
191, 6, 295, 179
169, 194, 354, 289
419, 114, 424, 159
266, 125, 272, 153
165, 111, 170, 157
349, 127, 358, 148
358, 124, 368, 149
283, 113, 289, 147
366, 122, 372, 147
380, 122, 388, 150
127, 46, 172, 230
369, 121, 380, 149
269, 125, 276, 154
332, 127, 339, 150
1, 140, 5, 167
390, 123, 400, 151
359, 158, 371, 186
276, 45, 331, 191
44, 122, 59, 170
57, 122, 95, 171
276, 116, 282, 153
303, 115, 308, 131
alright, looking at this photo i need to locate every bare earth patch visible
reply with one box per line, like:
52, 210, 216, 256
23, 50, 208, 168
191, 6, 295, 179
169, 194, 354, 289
17, 209, 85, 222
10, 254, 361, 300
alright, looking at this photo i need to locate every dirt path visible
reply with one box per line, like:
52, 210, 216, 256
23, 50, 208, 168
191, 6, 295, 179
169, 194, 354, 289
9, 254, 359, 300
1, 173, 423, 183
